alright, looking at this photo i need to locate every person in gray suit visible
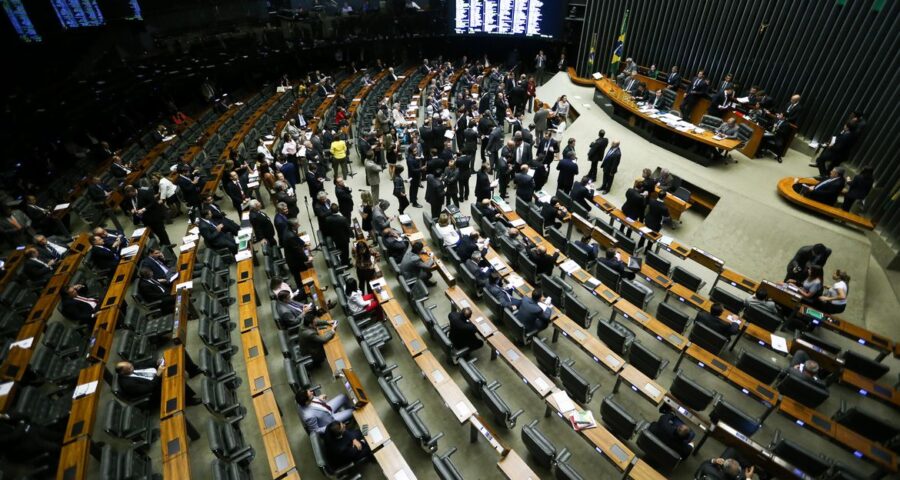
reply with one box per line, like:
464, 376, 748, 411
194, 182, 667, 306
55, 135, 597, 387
364, 151, 383, 201
399, 241, 435, 286
275, 290, 312, 330
296, 388, 354, 433
370, 200, 392, 236
532, 105, 549, 141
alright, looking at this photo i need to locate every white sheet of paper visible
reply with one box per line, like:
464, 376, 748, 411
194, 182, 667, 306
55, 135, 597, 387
120, 245, 139, 258
235, 250, 252, 262
770, 334, 788, 353
182, 234, 198, 244
551, 390, 577, 413
510, 218, 526, 227
0, 382, 12, 396
72, 380, 98, 399
398, 214, 412, 224
54, 203, 70, 211
9, 337, 33, 350
175, 280, 193, 291
179, 242, 195, 252
131, 227, 147, 237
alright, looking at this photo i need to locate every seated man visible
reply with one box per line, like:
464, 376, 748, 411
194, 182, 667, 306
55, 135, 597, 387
297, 310, 336, 367
541, 197, 567, 230
400, 241, 436, 287
598, 249, 636, 280
796, 167, 846, 206
474, 199, 501, 224
463, 252, 491, 289
23, 247, 55, 285
455, 231, 485, 261
382, 228, 410, 263
197, 207, 238, 255
648, 407, 695, 459
295, 388, 353, 433
694, 303, 738, 337
201, 194, 240, 235
324, 421, 372, 467
32, 234, 68, 263
136, 267, 176, 314
744, 289, 778, 315
485, 272, 522, 311
115, 359, 201, 405
93, 226, 128, 248
528, 246, 559, 277
694, 457, 743, 480
787, 349, 825, 386
141, 248, 179, 285
759, 112, 791, 162
89, 234, 121, 271
516, 289, 553, 334
572, 235, 600, 259
60, 284, 99, 325
506, 227, 526, 251
274, 290, 314, 331
449, 307, 484, 353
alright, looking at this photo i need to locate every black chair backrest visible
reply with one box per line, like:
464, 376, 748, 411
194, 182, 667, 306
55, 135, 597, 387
743, 304, 783, 332
841, 349, 889, 380
563, 292, 591, 328
736, 350, 782, 385
557, 190, 572, 209
772, 438, 832, 478
710, 398, 761, 436
527, 205, 544, 231
532, 337, 561, 377
560, 362, 593, 404
595, 261, 621, 291
555, 461, 586, 480
600, 395, 639, 440
670, 371, 715, 411
521, 420, 558, 468
547, 226, 567, 252
629, 341, 665, 379
614, 231, 636, 255
636, 429, 681, 475
709, 287, 744, 314
619, 279, 650, 308
644, 250, 670, 276
596, 319, 633, 355
777, 373, 830, 408
656, 302, 690, 334
671, 266, 702, 291
518, 252, 539, 285
797, 332, 842, 355
689, 321, 729, 355
568, 243, 593, 267
834, 406, 898, 443
540, 274, 566, 306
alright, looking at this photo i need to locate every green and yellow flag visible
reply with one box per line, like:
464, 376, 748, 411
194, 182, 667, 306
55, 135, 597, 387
610, 9, 629, 76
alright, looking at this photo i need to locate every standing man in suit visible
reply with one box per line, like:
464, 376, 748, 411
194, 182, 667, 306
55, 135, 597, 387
176, 165, 202, 218
644, 191, 670, 232
449, 307, 484, 353
666, 66, 681, 89
534, 50, 547, 85
273, 203, 291, 246
406, 145, 424, 208
282, 220, 312, 289
296, 389, 353, 434
248, 200, 276, 246
513, 132, 533, 167
516, 289, 553, 334
334, 177, 354, 220
474, 164, 493, 203
813, 123, 854, 177
759, 112, 791, 163
485, 124, 505, 169
680, 70, 709, 120
136, 268, 176, 314
536, 131, 559, 169
570, 177, 594, 212
599, 141, 621, 194
324, 204, 352, 267
783, 94, 802, 123
587, 130, 608, 183
364, 152, 383, 201
514, 165, 535, 201
86, 176, 124, 232
533, 105, 549, 142
785, 243, 831, 282
622, 179, 648, 222
425, 174, 446, 220
556, 151, 579, 195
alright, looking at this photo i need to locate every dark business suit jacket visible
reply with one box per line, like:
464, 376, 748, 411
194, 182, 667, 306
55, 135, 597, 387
60, 297, 96, 325
176, 175, 200, 206
516, 297, 551, 333
324, 428, 371, 467
621, 188, 646, 221
588, 137, 608, 163
529, 249, 559, 276
250, 210, 277, 245
24, 258, 54, 284
644, 199, 669, 231
198, 219, 237, 251
455, 236, 480, 261
514, 172, 535, 201
91, 245, 120, 271
648, 412, 695, 459
806, 177, 846, 206
570, 182, 592, 210
449, 311, 482, 350
600, 147, 621, 173
556, 158, 579, 193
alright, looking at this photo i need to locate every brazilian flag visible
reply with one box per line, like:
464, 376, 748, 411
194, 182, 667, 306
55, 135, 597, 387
610, 9, 629, 76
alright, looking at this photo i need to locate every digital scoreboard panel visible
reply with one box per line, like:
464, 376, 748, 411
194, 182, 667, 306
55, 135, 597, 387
454, 0, 562, 39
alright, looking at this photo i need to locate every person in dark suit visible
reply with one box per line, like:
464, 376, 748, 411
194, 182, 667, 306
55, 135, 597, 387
176, 166, 202, 213
842, 166, 874, 212
570, 177, 594, 212
693, 457, 743, 480
645, 89, 666, 110
136, 268, 176, 314
200, 194, 239, 235
787, 349, 825, 387
248, 200, 276, 246
665, 66, 681, 90
707, 87, 735, 118
22, 195, 69, 237
324, 205, 352, 267
323, 421, 372, 468
586, 130, 608, 183
474, 164, 493, 203
197, 208, 238, 255
335, 177, 354, 220
86, 176, 124, 232
115, 360, 201, 405
425, 174, 446, 220
598, 250, 636, 281
556, 151, 579, 195
644, 191, 670, 232
679, 70, 709, 120
449, 307, 484, 353
694, 303, 738, 337
599, 141, 621, 194
141, 248, 178, 285
486, 124, 505, 168
123, 185, 171, 246
541, 198, 567, 231
23, 247, 55, 284
32, 234, 66, 264
800, 167, 846, 206
814, 123, 854, 177
516, 289, 552, 334
536, 132, 559, 168
512, 132, 533, 167
89, 235, 120, 271
282, 220, 312, 287
485, 272, 522, 310
621, 179, 648, 221
274, 203, 291, 245
222, 171, 246, 218
514, 165, 535, 201
783, 94, 802, 123
60, 284, 99, 325
528, 246, 559, 277
648, 408, 695, 459
382, 229, 410, 264
455, 231, 484, 261
785, 243, 831, 282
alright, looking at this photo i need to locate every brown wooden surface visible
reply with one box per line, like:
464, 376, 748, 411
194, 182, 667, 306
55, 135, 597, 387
778, 177, 875, 230
414, 350, 477, 424
553, 315, 625, 374
56, 436, 90, 480
372, 440, 418, 480
488, 334, 557, 398
618, 364, 665, 406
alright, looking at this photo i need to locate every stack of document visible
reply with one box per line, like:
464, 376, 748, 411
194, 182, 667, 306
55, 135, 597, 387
398, 214, 413, 225
559, 259, 580, 274
120, 245, 140, 258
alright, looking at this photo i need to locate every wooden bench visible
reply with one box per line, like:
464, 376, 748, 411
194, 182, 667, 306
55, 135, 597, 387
778, 177, 875, 230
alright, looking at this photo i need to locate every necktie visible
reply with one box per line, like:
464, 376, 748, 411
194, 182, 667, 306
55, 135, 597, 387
76, 296, 98, 309
313, 398, 333, 412
9, 216, 20, 229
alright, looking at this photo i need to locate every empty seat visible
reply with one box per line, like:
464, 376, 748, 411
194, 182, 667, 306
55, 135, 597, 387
199, 347, 241, 389
560, 362, 601, 405
521, 419, 570, 469
563, 291, 595, 328
710, 287, 744, 314
777, 373, 830, 408
29, 347, 85, 385
115, 331, 154, 367
532, 337, 562, 377
567, 243, 595, 271
770, 434, 832, 478
540, 274, 570, 308
614, 231, 637, 255
596, 318, 635, 355
481, 381, 524, 429
103, 399, 155, 450
99, 444, 157, 480
399, 400, 444, 452
547, 226, 568, 253
656, 302, 691, 334
636, 428, 682, 475
689, 321, 729, 355
600, 395, 642, 440
198, 317, 237, 355
595, 261, 622, 291
743, 304, 783, 332
41, 322, 85, 358
431, 447, 464, 480
671, 266, 703, 292
283, 356, 314, 394
833, 401, 900, 445
122, 308, 175, 342
629, 341, 669, 379
9, 385, 72, 428
644, 250, 671, 276
841, 349, 890, 380
378, 374, 409, 411
555, 460, 586, 480
797, 331, 842, 355
360, 340, 394, 378
670, 371, 715, 411
201, 377, 246, 422
709, 398, 761, 437
736, 349, 782, 385
503, 308, 538, 346
619, 278, 651, 310
459, 358, 488, 399
517, 251, 540, 285
211, 459, 252, 480
207, 419, 255, 466
699, 115, 723, 130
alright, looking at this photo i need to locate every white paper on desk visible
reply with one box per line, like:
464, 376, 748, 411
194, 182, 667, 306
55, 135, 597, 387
299, 234, 311, 244
120, 245, 139, 258
179, 242, 196, 252
639, 226, 653, 235
369, 426, 384, 444
659, 235, 673, 246
188, 226, 199, 235
162, 135, 177, 142
182, 234, 198, 244
737, 96, 750, 104
54, 203, 70, 211
380, 290, 391, 302
370, 278, 386, 289
49, 242, 68, 256
770, 334, 788, 353
9, 337, 33, 350
72, 380, 98, 399
510, 218, 526, 227
175, 280, 193, 291
489, 258, 506, 271
559, 259, 580, 274
235, 250, 252, 262
131, 227, 147, 238
551, 390, 577, 414
507, 274, 525, 289
586, 276, 601, 288
398, 214, 412, 225
406, 231, 424, 242
536, 191, 552, 204
0, 382, 12, 396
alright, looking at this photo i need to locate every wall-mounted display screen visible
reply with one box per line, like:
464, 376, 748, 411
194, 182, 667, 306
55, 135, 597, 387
453, 0, 562, 39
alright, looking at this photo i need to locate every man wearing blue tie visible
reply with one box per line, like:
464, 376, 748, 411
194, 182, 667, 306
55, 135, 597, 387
141, 248, 179, 285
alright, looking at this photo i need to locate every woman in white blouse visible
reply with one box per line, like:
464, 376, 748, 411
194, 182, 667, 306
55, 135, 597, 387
817, 270, 850, 314
435, 213, 460, 248
345, 277, 381, 319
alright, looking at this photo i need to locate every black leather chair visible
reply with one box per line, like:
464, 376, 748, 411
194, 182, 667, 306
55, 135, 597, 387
115, 331, 155, 368
557, 190, 573, 209
527, 204, 544, 232
689, 321, 729, 356
742, 304, 783, 332
699, 114, 723, 131
644, 250, 671, 276
532, 337, 562, 378
29, 347, 85, 386
833, 401, 899, 446
547, 226, 568, 253
431, 447, 464, 480
563, 291, 595, 329
656, 302, 691, 334
378, 374, 409, 411
517, 251, 540, 286
555, 460, 586, 480
199, 347, 241, 389
735, 349, 782, 385
103, 399, 156, 450
425, 311, 470, 365
540, 274, 571, 307
770, 432, 832, 478
481, 381, 524, 429
596, 318, 635, 355
777, 372, 830, 408
360, 340, 396, 378
669, 371, 715, 411
207, 419, 255, 466
636, 428, 682, 475
614, 230, 637, 255
629, 341, 669, 379
121, 308, 175, 342
283, 356, 314, 394
347, 314, 392, 347
9, 385, 72, 428
567, 243, 595, 272
459, 357, 489, 400
503, 307, 538, 346
796, 331, 842, 355
561, 361, 601, 405
841, 349, 890, 380
41, 322, 86, 359
99, 444, 158, 480
399, 400, 444, 452
310, 429, 359, 477
198, 317, 237, 357
710, 398, 761, 437
211, 459, 252, 480
671, 266, 703, 292
600, 395, 643, 440
595, 261, 621, 291
482, 288, 506, 320
710, 286, 744, 314
521, 419, 571, 469
200, 377, 246, 422
619, 278, 651, 310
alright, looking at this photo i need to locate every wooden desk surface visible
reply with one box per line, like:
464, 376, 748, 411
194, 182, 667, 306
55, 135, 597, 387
553, 315, 625, 374
497, 450, 540, 479
799, 306, 893, 355
352, 403, 391, 451
63, 363, 104, 444
161, 346, 185, 418
445, 286, 500, 338
718, 268, 760, 294
56, 436, 90, 480
521, 225, 566, 263
414, 351, 477, 424
252, 389, 284, 437
840, 369, 900, 409
246, 349, 272, 397
613, 299, 687, 352
484, 248, 514, 278
687, 248, 725, 274
322, 329, 352, 377
618, 364, 665, 406
261, 425, 297, 479
546, 393, 635, 471
488, 334, 556, 398
237, 257, 253, 283
160, 413, 190, 463
373, 440, 418, 480
683, 344, 779, 407
381, 300, 428, 357
628, 460, 667, 480
608, 209, 662, 243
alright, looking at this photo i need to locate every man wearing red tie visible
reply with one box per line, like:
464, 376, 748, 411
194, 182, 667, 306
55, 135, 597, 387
60, 284, 99, 325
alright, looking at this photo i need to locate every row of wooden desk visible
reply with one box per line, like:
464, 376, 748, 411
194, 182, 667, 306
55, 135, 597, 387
307, 71, 364, 135
341, 70, 389, 138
